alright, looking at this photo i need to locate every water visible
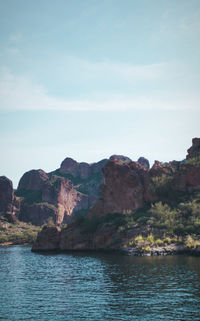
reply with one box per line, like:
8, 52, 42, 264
0, 246, 200, 321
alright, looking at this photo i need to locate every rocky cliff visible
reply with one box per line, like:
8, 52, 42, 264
32, 138, 200, 253
0, 176, 20, 223
12, 157, 108, 226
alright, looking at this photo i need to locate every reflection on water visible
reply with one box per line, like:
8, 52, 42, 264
0, 246, 200, 321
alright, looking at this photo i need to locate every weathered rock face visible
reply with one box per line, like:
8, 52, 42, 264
137, 157, 150, 169
32, 220, 122, 252
17, 170, 89, 226
53, 177, 88, 224
89, 160, 150, 218
16, 157, 108, 226
0, 176, 14, 215
19, 203, 57, 226
186, 137, 200, 159
173, 164, 200, 193
32, 226, 61, 251
60, 157, 108, 179
32, 138, 200, 252
89, 139, 200, 219
109, 155, 132, 163
0, 176, 20, 222
56, 157, 108, 209
60, 158, 81, 177
18, 169, 50, 191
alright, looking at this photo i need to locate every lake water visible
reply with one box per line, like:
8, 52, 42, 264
0, 246, 200, 321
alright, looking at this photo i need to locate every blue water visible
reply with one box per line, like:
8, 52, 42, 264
0, 246, 200, 321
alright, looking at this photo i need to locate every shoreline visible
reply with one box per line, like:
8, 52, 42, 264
31, 245, 200, 256
1, 242, 200, 256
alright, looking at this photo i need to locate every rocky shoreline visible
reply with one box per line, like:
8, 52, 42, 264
31, 246, 200, 257
123, 244, 200, 256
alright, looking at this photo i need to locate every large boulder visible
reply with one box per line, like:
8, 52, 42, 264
89, 160, 150, 217
18, 169, 50, 191
109, 155, 132, 163
60, 158, 81, 177
137, 157, 150, 169
32, 226, 61, 251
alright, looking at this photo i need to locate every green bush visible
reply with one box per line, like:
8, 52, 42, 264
150, 174, 173, 195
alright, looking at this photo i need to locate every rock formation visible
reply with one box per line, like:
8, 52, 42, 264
137, 157, 150, 169
15, 157, 108, 226
109, 155, 132, 163
0, 176, 20, 223
186, 137, 200, 159
32, 138, 200, 252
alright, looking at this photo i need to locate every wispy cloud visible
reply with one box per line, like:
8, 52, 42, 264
0, 57, 199, 112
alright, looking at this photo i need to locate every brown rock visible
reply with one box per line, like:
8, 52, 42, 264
18, 169, 50, 191
89, 160, 149, 217
32, 225, 61, 251
137, 157, 150, 169
174, 164, 200, 193
0, 176, 20, 221
19, 203, 58, 226
186, 137, 200, 159
17, 171, 89, 226
110, 155, 132, 163
60, 158, 80, 177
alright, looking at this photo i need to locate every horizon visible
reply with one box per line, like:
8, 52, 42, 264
0, 0, 200, 187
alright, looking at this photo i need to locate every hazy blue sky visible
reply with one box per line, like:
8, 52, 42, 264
0, 0, 200, 187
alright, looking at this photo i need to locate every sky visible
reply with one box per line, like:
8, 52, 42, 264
0, 0, 200, 187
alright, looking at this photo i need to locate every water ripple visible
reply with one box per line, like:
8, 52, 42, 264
0, 246, 200, 321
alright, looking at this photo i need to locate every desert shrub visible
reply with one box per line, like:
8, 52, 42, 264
174, 200, 200, 235
185, 235, 200, 248
148, 202, 177, 231
185, 156, 200, 167
150, 174, 173, 195
46, 217, 55, 226
0, 234, 9, 243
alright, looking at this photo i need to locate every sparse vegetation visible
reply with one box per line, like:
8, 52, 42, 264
0, 220, 41, 245
185, 156, 200, 167
150, 174, 173, 195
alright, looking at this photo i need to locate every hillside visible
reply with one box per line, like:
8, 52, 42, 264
32, 138, 200, 255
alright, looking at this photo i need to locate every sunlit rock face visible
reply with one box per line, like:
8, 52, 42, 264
17, 169, 89, 226
32, 138, 200, 252
16, 156, 108, 226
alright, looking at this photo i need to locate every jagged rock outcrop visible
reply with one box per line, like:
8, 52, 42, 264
137, 157, 150, 169
186, 137, 200, 159
32, 226, 61, 251
89, 160, 150, 217
16, 156, 108, 226
60, 157, 107, 179
109, 155, 132, 163
0, 176, 20, 222
55, 157, 108, 208
17, 170, 89, 226
19, 203, 57, 226
32, 138, 200, 252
